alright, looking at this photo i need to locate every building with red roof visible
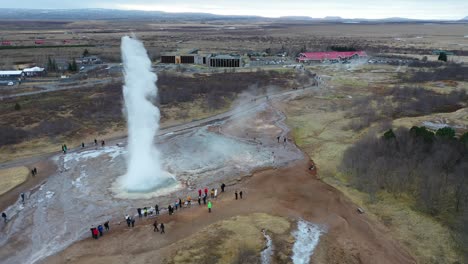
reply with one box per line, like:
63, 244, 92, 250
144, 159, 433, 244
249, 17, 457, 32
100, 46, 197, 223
297, 51, 367, 63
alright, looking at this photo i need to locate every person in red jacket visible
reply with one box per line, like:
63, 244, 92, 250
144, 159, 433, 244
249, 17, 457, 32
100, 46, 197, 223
204, 188, 208, 197
91, 227, 99, 239
198, 189, 202, 197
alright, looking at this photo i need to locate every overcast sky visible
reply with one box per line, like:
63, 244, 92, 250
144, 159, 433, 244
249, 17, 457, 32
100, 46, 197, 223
2, 0, 467, 20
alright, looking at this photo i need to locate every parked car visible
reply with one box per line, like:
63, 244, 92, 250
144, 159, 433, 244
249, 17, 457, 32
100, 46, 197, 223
7, 81, 14, 86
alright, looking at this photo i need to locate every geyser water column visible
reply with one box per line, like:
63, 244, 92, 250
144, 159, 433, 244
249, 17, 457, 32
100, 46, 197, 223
118, 36, 175, 192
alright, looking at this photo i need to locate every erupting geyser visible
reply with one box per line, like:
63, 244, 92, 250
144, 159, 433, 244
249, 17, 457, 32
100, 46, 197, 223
118, 36, 175, 192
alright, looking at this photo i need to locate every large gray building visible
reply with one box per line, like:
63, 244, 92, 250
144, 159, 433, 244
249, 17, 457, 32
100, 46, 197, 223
208, 54, 241, 67
160, 49, 242, 68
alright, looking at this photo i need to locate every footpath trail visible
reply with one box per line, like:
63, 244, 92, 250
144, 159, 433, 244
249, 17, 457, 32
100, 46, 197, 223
43, 159, 415, 264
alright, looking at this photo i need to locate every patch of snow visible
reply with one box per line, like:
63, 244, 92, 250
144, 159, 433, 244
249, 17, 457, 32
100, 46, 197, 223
261, 229, 274, 264
422, 121, 466, 130
72, 171, 87, 188
63, 146, 125, 168
291, 220, 325, 264
45, 191, 55, 199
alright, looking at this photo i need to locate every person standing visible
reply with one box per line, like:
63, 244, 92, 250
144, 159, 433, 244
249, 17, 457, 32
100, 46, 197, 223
198, 189, 202, 197
240, 191, 243, 199
81, 142, 85, 148
104, 221, 110, 231
235, 190, 238, 200
210, 188, 214, 199
221, 183, 226, 192
179, 198, 182, 209
155, 204, 159, 215
33, 167, 37, 175
214, 189, 218, 199
2, 212, 7, 223
203, 194, 207, 205
160, 223, 165, 234
153, 220, 159, 232
125, 214, 131, 227
20, 193, 25, 203
98, 225, 104, 236
198, 196, 201, 205
92, 227, 99, 239
277, 136, 280, 143
208, 201, 212, 213
204, 188, 208, 197
131, 217, 135, 228
94, 139, 98, 146
137, 208, 142, 218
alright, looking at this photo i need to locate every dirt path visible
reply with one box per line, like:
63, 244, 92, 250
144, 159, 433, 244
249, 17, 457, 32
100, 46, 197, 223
43, 159, 415, 264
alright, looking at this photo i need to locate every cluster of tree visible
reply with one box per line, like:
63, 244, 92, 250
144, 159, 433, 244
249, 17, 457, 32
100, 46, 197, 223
329, 46, 357, 52
401, 63, 468, 82
68, 59, 78, 72
340, 126, 468, 259
343, 87, 467, 131
46, 57, 58, 72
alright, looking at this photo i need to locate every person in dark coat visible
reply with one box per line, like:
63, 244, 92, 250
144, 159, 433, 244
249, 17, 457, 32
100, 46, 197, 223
160, 223, 165, 234
104, 221, 110, 231
137, 208, 142, 218
131, 217, 135, 227
2, 212, 7, 223
240, 191, 243, 199
235, 190, 238, 200
221, 183, 226, 192
155, 204, 159, 215
153, 220, 159, 232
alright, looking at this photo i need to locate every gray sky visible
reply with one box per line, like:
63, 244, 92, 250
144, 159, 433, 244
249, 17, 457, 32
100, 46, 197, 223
2, 0, 467, 20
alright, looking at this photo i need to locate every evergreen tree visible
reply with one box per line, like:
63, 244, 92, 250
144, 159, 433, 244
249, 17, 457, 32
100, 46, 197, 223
82, 49, 89, 57
436, 127, 455, 139
383, 129, 396, 140
14, 103, 21, 111
438, 52, 447, 62
72, 59, 78, 72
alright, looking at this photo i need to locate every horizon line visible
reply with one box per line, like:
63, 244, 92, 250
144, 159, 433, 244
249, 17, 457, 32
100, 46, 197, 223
0, 7, 465, 21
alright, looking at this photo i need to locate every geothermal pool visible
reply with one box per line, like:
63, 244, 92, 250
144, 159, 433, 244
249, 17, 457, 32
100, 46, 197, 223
0, 104, 303, 264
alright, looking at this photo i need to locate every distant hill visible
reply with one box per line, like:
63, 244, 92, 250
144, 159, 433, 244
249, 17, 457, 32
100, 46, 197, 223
461, 16, 468, 21
0, 8, 465, 23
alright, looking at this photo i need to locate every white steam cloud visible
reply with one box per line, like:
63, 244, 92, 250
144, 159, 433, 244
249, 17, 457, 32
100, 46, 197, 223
118, 36, 174, 192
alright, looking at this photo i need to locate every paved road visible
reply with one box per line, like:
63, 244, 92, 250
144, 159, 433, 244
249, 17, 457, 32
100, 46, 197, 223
0, 84, 320, 169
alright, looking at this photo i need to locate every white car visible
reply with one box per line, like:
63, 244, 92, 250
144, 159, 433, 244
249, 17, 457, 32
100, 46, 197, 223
7, 81, 14, 86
